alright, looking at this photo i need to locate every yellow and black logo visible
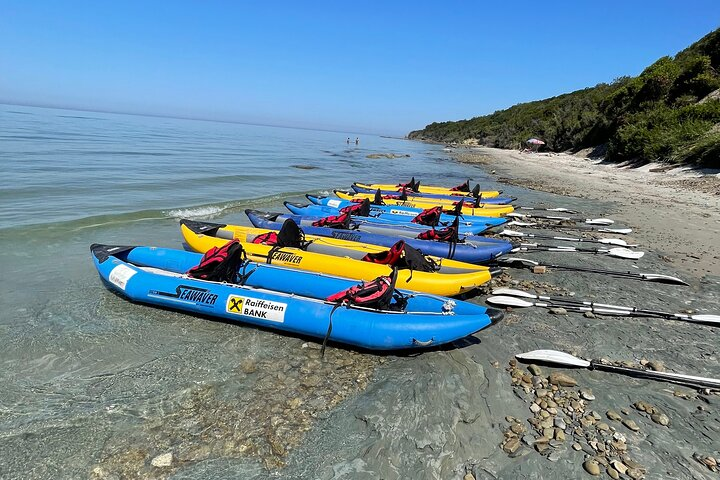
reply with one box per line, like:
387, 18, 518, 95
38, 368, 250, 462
227, 295, 244, 313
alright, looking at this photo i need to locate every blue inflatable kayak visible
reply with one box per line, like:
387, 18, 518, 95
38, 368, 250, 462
284, 202, 506, 234
243, 210, 512, 264
248, 209, 501, 240
350, 183, 516, 204
91, 244, 502, 350
299, 197, 509, 228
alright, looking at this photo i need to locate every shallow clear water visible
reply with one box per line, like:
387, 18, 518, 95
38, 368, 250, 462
0, 104, 502, 477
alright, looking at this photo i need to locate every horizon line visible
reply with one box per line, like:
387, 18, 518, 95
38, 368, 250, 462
0, 100, 406, 138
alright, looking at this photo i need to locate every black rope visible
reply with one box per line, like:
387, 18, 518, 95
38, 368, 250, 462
321, 303, 343, 358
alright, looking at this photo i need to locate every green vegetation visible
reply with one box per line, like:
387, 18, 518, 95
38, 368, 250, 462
409, 29, 720, 167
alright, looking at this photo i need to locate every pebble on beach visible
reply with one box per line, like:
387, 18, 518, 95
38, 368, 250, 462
548, 372, 577, 387
651, 413, 670, 426
528, 364, 542, 376
622, 419, 641, 432
583, 459, 601, 476
502, 359, 658, 477
606, 410, 622, 421
694, 453, 719, 472
580, 389, 595, 401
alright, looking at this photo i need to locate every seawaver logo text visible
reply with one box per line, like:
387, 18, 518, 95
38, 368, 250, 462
226, 295, 287, 323
270, 251, 303, 264
150, 285, 218, 307
331, 231, 361, 242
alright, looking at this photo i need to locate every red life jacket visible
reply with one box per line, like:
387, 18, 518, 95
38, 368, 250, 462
396, 178, 420, 193
416, 217, 461, 258
187, 240, 246, 282
361, 240, 439, 280
417, 224, 458, 242
411, 206, 443, 226
382, 188, 408, 201
311, 212, 351, 228
361, 240, 405, 266
450, 179, 471, 192
252, 232, 278, 245
325, 269, 405, 311
340, 198, 370, 216
396, 177, 415, 189
326, 275, 393, 307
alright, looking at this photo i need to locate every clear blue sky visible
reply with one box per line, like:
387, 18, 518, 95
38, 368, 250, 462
1, 1, 718, 135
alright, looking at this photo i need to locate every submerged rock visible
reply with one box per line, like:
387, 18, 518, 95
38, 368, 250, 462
366, 153, 411, 159
611, 460, 628, 475
150, 452, 173, 468
528, 364, 542, 376
583, 459, 601, 476
622, 419, 640, 432
607, 410, 622, 421
651, 413, 670, 426
646, 361, 665, 372
580, 389, 595, 401
503, 437, 521, 454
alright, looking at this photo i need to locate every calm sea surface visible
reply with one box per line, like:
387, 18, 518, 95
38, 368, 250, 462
0, 104, 503, 477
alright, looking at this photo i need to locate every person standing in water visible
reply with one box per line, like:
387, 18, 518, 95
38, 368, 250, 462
355, 137, 359, 145
346, 137, 350, 144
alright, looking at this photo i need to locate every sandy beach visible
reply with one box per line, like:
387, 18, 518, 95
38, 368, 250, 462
454, 147, 720, 280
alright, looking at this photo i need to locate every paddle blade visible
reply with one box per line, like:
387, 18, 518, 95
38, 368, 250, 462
598, 228, 632, 234
687, 314, 720, 325
597, 238, 632, 247
607, 248, 645, 260
486, 295, 535, 308
585, 218, 615, 225
517, 207, 579, 214
498, 229, 526, 237
516, 350, 591, 368
491, 287, 537, 298
546, 207, 579, 213
495, 257, 540, 268
507, 220, 538, 227
640, 273, 689, 286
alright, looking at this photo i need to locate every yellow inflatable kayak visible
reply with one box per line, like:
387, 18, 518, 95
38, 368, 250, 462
357, 181, 501, 198
333, 190, 514, 217
183, 220, 482, 271
180, 221, 497, 296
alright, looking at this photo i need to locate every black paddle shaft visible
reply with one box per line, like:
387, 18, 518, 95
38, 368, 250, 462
590, 361, 720, 389
495, 258, 688, 286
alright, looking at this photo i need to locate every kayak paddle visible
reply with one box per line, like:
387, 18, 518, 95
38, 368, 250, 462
516, 350, 720, 390
488, 290, 719, 326
499, 229, 636, 247
515, 206, 579, 214
506, 212, 614, 225
505, 221, 632, 235
511, 244, 645, 260
494, 257, 688, 285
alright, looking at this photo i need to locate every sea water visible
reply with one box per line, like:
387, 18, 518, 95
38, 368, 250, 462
0, 104, 502, 477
